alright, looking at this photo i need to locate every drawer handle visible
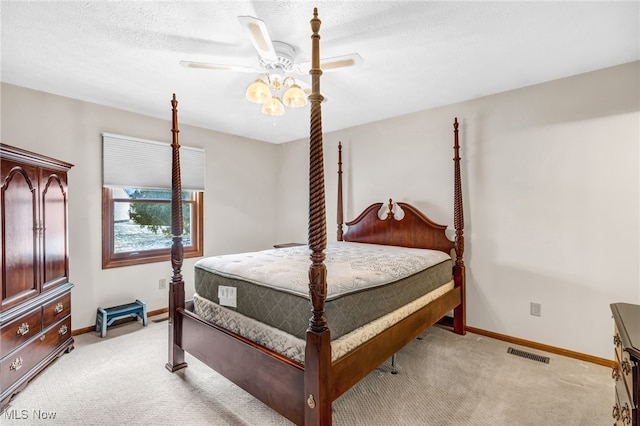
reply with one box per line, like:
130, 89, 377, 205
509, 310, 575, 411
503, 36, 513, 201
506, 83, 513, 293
58, 324, 68, 336
621, 360, 632, 375
614, 334, 621, 347
307, 394, 316, 409
10, 357, 23, 372
611, 365, 620, 381
54, 302, 64, 314
17, 322, 30, 336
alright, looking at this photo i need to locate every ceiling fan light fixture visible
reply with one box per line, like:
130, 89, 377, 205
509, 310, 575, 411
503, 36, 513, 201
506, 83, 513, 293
262, 96, 285, 116
182, 15, 364, 118
245, 78, 271, 103
282, 84, 307, 108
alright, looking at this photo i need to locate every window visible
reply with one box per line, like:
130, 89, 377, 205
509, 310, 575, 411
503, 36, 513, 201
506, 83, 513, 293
102, 188, 203, 268
101, 133, 205, 268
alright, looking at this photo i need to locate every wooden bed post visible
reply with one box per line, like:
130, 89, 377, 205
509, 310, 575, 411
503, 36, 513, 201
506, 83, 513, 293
166, 94, 188, 372
337, 142, 343, 241
452, 117, 466, 335
305, 8, 332, 426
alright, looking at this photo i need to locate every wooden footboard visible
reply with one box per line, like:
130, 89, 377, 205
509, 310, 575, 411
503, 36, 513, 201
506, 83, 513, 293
175, 283, 461, 424
179, 305, 306, 424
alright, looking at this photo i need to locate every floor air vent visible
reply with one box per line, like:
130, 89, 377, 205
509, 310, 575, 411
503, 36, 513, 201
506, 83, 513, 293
507, 347, 550, 364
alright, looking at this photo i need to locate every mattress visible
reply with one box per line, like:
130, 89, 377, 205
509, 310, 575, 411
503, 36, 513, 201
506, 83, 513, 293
194, 241, 452, 340
193, 280, 454, 364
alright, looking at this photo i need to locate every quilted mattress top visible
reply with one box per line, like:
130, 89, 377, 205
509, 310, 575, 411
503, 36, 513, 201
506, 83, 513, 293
195, 241, 450, 301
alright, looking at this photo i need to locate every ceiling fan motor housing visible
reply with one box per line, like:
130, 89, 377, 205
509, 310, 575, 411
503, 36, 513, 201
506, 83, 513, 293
260, 41, 296, 72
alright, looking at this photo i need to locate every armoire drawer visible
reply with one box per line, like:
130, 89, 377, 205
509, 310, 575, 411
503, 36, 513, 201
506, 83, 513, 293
0, 309, 43, 358
43, 292, 71, 329
0, 316, 71, 391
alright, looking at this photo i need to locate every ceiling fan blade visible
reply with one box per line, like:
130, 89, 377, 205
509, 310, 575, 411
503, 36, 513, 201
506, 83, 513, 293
238, 16, 277, 62
321, 53, 364, 71
179, 60, 259, 73
296, 53, 364, 74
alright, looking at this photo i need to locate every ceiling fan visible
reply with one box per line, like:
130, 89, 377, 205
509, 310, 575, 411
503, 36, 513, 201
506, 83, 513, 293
180, 15, 363, 75
179, 15, 363, 116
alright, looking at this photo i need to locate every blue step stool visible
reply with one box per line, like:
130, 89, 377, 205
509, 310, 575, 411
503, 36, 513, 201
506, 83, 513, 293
95, 299, 148, 338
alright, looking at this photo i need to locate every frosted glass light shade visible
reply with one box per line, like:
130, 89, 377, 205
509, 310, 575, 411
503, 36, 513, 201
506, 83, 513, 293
262, 96, 285, 116
282, 84, 307, 108
245, 79, 271, 103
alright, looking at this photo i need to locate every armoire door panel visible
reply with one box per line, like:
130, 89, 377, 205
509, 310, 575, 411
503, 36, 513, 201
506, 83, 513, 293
1, 162, 39, 310
40, 171, 68, 290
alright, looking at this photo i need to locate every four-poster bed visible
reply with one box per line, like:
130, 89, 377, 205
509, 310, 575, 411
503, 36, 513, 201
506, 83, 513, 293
165, 9, 466, 425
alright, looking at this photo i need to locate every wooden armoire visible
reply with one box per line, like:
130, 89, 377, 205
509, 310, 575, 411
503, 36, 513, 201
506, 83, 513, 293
0, 144, 74, 411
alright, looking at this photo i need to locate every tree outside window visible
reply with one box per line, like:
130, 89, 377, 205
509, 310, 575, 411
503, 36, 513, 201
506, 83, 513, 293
102, 187, 203, 268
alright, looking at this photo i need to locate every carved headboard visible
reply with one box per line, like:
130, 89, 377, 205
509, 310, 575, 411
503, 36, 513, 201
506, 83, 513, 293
342, 199, 454, 254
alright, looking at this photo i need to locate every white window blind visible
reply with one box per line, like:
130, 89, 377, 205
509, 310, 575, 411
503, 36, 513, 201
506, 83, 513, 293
102, 133, 205, 191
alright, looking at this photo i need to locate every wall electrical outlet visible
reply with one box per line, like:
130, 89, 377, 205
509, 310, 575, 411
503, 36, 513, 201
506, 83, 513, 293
159, 278, 167, 290
530, 302, 541, 317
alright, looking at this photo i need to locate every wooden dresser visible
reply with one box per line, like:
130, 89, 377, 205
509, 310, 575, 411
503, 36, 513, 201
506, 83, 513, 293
611, 303, 640, 426
0, 144, 74, 411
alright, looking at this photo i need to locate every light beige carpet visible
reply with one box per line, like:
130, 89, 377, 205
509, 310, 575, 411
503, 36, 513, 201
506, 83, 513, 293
2, 316, 613, 425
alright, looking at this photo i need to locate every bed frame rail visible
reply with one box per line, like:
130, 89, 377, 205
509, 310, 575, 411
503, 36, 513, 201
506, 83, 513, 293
330, 286, 461, 399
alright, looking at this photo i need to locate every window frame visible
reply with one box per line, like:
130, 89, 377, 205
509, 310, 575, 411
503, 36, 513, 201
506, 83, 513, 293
102, 188, 203, 269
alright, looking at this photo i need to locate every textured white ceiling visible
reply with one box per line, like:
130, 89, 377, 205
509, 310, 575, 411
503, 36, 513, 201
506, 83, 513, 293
2, 1, 638, 144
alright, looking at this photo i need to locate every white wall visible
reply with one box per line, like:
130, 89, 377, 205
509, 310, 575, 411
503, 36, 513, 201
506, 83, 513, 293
1, 83, 280, 329
276, 61, 640, 360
